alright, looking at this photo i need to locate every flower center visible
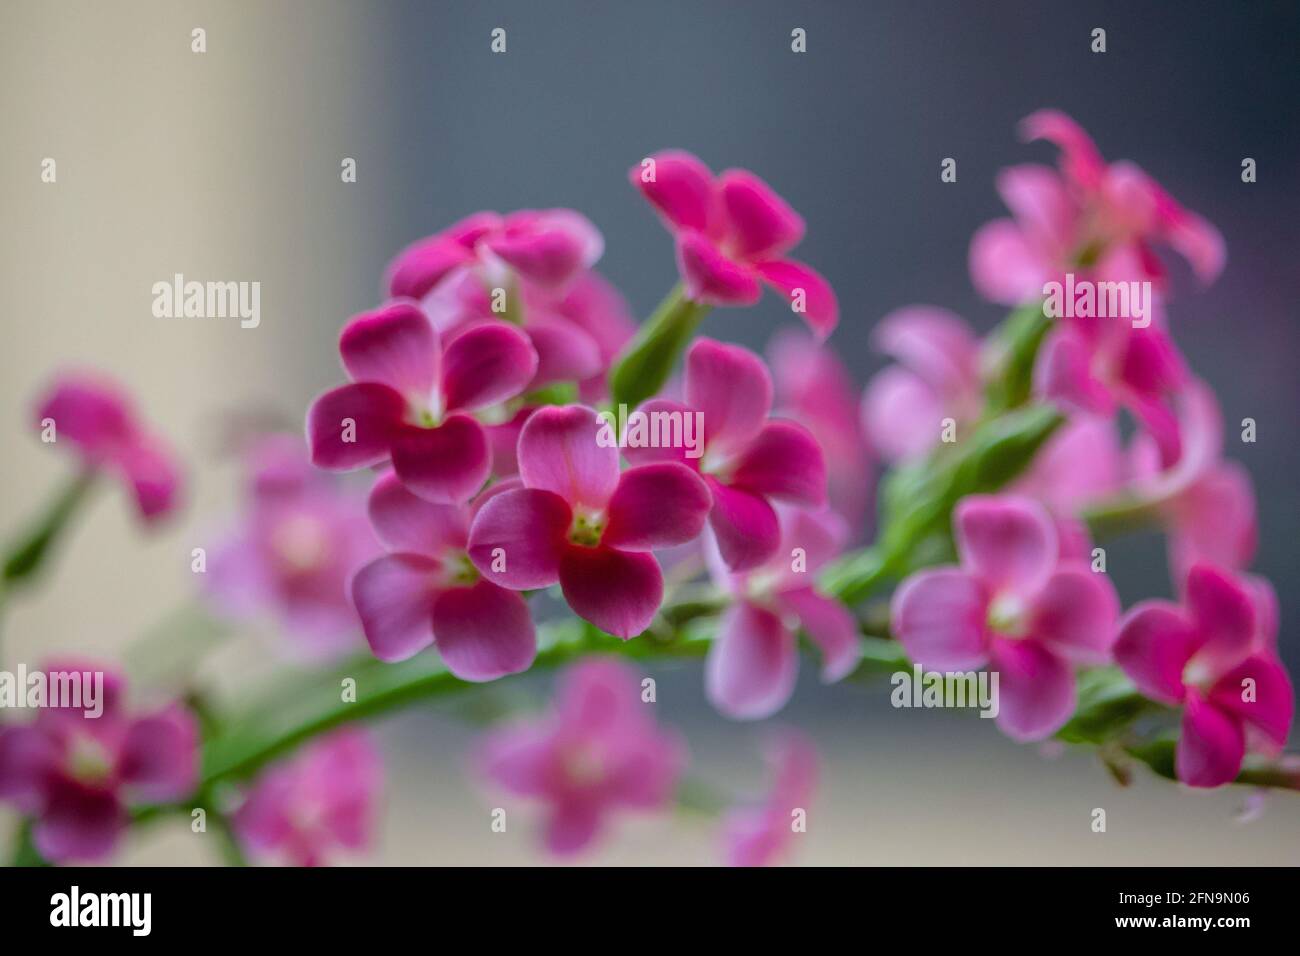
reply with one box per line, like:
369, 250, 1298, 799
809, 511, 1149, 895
271, 514, 330, 574
562, 744, 606, 788
66, 733, 113, 785
567, 508, 606, 548
987, 592, 1029, 638
441, 550, 480, 587
1182, 656, 1212, 691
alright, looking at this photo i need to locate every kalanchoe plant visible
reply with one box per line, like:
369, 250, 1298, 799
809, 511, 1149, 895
2, 112, 1296, 868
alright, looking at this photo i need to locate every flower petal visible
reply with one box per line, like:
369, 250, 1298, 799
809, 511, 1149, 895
706, 478, 781, 572
776, 587, 859, 682
1207, 654, 1293, 752
1028, 564, 1120, 665
988, 638, 1076, 742
467, 487, 569, 589
629, 149, 716, 233
517, 404, 620, 509
0, 726, 57, 813
306, 383, 406, 471
968, 218, 1048, 306
872, 306, 980, 398
1177, 691, 1245, 788
676, 232, 762, 306
953, 495, 1058, 597
861, 367, 946, 463
752, 258, 839, 339
338, 302, 440, 399
603, 463, 711, 551
350, 554, 440, 662
118, 706, 198, 802
385, 213, 497, 299
366, 470, 468, 557
440, 323, 538, 413
1034, 329, 1115, 416
686, 338, 772, 457
1113, 601, 1198, 704
486, 210, 603, 289
558, 546, 663, 639
525, 318, 604, 387
706, 602, 798, 720
32, 779, 123, 863
719, 169, 805, 260
727, 420, 826, 507
891, 568, 989, 670
119, 440, 182, 522
431, 581, 537, 681
1184, 563, 1256, 671
390, 413, 491, 503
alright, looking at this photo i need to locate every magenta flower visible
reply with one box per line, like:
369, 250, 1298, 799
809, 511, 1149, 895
467, 405, 711, 638
768, 328, 873, 536
34, 372, 182, 523
1114, 564, 1293, 788
969, 109, 1225, 307
706, 507, 859, 719
306, 302, 537, 503
477, 659, 685, 855
205, 435, 380, 658
232, 729, 381, 866
860, 307, 983, 465
891, 495, 1121, 741
350, 472, 536, 681
386, 209, 604, 301
631, 150, 839, 338
721, 732, 817, 867
627, 338, 827, 572
0, 663, 197, 863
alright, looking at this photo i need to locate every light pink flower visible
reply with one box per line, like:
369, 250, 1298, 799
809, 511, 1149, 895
706, 507, 858, 719
386, 209, 604, 302
861, 307, 983, 464
351, 472, 536, 681
467, 405, 711, 638
306, 302, 537, 503
232, 729, 381, 867
205, 435, 380, 658
1114, 564, 1292, 788
477, 659, 685, 855
721, 731, 818, 867
34, 372, 182, 523
768, 329, 873, 536
0, 663, 197, 863
631, 150, 839, 338
626, 338, 827, 572
891, 495, 1121, 741
970, 109, 1225, 307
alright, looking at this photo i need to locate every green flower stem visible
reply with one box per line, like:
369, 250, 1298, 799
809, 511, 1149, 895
609, 285, 711, 410
1083, 495, 1167, 541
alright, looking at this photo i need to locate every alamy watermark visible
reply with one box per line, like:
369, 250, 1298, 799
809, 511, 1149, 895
595, 404, 705, 459
0, 665, 105, 718
1043, 273, 1152, 328
890, 664, 999, 719
152, 273, 261, 328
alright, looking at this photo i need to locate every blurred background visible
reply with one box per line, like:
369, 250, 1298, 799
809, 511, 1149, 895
1, 0, 1296, 864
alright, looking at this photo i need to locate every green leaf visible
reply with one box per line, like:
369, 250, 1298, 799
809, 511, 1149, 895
1055, 668, 1161, 745
982, 302, 1051, 415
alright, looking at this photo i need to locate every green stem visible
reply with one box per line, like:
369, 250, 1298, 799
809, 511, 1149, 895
1083, 495, 1166, 541
609, 285, 711, 409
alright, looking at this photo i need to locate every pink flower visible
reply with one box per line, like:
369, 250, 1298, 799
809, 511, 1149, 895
891, 495, 1120, 741
386, 209, 604, 302
706, 507, 859, 719
34, 372, 182, 523
351, 472, 536, 681
232, 729, 381, 866
467, 405, 711, 638
627, 338, 827, 572
970, 109, 1225, 307
0, 663, 197, 863
477, 659, 685, 855
1034, 304, 1190, 456
1114, 564, 1292, 788
205, 435, 380, 658
306, 302, 537, 503
631, 150, 839, 338
768, 328, 873, 536
721, 731, 817, 866
861, 307, 983, 464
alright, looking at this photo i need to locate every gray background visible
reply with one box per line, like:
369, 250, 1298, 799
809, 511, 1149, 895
1, 0, 1296, 864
